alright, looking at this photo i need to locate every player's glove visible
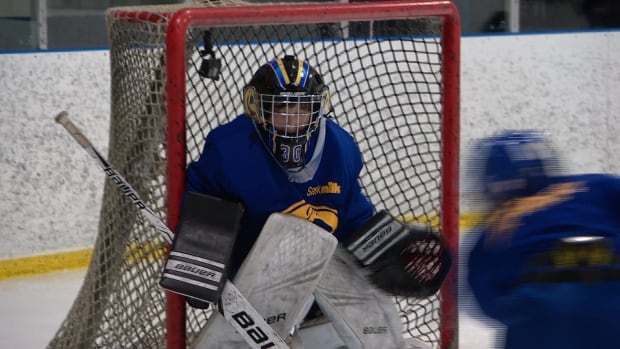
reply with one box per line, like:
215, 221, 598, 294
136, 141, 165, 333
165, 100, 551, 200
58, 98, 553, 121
159, 192, 243, 305
346, 210, 452, 298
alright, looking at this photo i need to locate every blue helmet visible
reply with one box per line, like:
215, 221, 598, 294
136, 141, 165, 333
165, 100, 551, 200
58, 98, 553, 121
474, 130, 561, 202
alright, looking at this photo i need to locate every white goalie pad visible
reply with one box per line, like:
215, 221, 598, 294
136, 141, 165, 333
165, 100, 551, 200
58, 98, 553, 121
192, 213, 338, 349
308, 247, 409, 349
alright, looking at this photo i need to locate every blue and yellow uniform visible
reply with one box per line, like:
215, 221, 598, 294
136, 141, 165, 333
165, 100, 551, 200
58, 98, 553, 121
467, 130, 620, 349
186, 115, 373, 273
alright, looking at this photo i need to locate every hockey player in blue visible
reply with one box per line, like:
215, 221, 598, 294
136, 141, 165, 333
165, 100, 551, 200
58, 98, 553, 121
467, 130, 620, 349
181, 55, 450, 349
185, 55, 374, 274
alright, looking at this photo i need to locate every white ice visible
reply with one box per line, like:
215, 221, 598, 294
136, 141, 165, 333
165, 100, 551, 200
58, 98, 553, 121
0, 270, 86, 348
0, 268, 503, 349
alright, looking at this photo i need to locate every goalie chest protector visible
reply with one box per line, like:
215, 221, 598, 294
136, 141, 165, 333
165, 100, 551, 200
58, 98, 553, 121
160, 192, 243, 303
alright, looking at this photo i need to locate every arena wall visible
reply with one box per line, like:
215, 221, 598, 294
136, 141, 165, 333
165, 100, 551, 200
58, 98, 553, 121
1, 30, 618, 278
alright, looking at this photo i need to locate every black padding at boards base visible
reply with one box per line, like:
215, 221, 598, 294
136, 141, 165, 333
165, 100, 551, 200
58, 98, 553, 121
160, 192, 243, 304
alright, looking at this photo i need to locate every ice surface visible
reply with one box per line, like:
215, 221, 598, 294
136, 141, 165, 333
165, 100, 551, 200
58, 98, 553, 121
0, 270, 86, 349
0, 268, 501, 348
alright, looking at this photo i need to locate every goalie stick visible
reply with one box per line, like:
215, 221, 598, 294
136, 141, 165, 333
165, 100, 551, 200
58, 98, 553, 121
55, 110, 290, 349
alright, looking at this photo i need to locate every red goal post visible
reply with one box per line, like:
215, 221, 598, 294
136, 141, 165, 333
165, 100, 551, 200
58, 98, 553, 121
48, 1, 460, 349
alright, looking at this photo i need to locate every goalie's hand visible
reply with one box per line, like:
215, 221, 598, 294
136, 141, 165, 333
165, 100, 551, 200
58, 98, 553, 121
346, 210, 452, 298
368, 224, 451, 297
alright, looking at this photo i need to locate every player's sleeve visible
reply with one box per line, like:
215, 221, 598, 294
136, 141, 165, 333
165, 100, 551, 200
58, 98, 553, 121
186, 135, 230, 199
467, 231, 522, 323
338, 179, 374, 240
334, 141, 374, 242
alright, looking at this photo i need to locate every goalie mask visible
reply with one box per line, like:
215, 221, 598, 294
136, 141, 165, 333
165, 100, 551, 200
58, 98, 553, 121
243, 55, 331, 169
474, 130, 562, 202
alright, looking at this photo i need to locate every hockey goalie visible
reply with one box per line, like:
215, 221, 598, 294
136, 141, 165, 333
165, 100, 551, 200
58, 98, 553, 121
160, 56, 452, 348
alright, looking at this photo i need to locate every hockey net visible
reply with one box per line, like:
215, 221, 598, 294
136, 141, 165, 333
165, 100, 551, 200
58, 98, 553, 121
47, 1, 460, 348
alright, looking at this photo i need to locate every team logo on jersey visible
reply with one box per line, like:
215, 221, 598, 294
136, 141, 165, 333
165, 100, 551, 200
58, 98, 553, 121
283, 200, 338, 233
307, 181, 341, 196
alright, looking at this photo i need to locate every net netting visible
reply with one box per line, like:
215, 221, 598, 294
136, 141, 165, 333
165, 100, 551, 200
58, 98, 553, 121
48, 1, 460, 348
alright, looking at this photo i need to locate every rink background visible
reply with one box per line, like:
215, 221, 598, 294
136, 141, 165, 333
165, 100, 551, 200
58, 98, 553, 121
1, 29, 619, 349
0, 30, 619, 263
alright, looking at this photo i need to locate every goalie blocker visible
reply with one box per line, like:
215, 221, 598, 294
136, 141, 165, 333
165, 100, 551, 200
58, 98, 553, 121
346, 210, 452, 298
160, 192, 243, 305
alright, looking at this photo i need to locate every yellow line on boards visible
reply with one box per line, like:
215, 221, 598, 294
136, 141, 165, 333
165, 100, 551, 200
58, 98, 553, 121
0, 249, 92, 281
0, 212, 485, 281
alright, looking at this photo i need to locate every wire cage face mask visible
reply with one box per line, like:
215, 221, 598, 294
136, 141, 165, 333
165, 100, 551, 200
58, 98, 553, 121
260, 93, 323, 139
243, 56, 331, 169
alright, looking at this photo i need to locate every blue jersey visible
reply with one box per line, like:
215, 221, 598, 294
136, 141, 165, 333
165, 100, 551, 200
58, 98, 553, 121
468, 173, 620, 349
185, 115, 374, 272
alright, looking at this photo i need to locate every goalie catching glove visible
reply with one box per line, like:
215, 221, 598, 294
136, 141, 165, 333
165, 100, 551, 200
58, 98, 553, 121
346, 210, 452, 298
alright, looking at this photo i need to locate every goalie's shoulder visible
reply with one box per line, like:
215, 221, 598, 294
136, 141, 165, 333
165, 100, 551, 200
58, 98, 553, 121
323, 118, 364, 169
201, 115, 265, 164
324, 118, 357, 146
207, 115, 254, 143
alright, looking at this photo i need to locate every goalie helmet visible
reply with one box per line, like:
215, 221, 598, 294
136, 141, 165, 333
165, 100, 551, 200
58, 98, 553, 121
475, 130, 562, 202
243, 55, 331, 169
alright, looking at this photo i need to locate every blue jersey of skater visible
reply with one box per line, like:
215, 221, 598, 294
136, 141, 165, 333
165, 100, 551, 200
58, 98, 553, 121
467, 130, 620, 349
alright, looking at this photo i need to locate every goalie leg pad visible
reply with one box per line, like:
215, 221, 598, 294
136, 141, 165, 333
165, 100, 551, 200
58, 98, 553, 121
191, 213, 338, 348
311, 247, 407, 349
160, 192, 243, 304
